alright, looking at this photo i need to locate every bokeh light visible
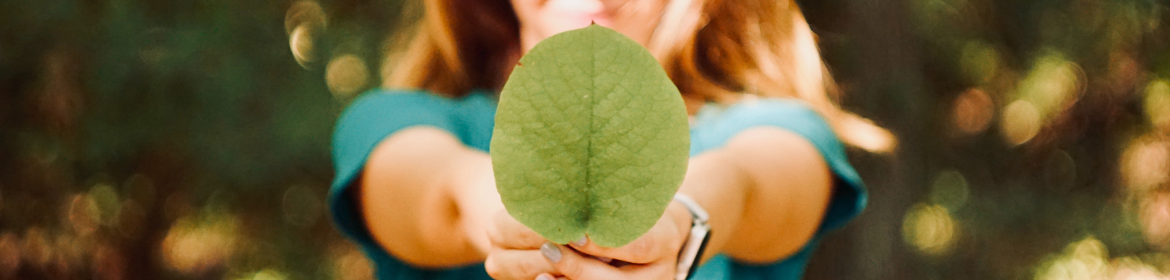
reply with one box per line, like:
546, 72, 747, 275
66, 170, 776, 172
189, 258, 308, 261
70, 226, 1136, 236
951, 88, 995, 136
66, 193, 99, 235
290, 25, 318, 69
285, 1, 327, 69
22, 227, 52, 271
325, 54, 370, 98
1000, 100, 1042, 146
929, 170, 969, 210
284, 0, 327, 36
1145, 80, 1170, 131
902, 203, 956, 256
332, 244, 373, 280
959, 41, 1001, 85
1140, 192, 1170, 247
1017, 54, 1082, 120
52, 234, 85, 277
237, 269, 288, 280
0, 232, 20, 279
1000, 53, 1083, 146
1120, 137, 1169, 192
88, 183, 122, 227
1033, 237, 1109, 280
1112, 257, 1168, 280
160, 212, 240, 275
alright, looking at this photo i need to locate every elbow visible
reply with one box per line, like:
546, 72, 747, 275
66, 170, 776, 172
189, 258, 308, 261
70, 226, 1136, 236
375, 236, 477, 269
363, 189, 482, 269
724, 215, 821, 264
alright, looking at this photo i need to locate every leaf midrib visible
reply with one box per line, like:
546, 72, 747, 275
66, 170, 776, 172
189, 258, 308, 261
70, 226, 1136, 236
583, 27, 597, 227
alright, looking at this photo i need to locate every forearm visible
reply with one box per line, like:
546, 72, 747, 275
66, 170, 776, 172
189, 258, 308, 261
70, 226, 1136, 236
672, 149, 752, 263
679, 127, 833, 264
446, 151, 506, 256
357, 127, 498, 267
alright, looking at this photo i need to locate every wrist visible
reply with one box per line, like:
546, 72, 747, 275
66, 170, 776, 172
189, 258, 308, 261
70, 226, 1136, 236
668, 201, 694, 251
448, 151, 503, 257
671, 193, 714, 280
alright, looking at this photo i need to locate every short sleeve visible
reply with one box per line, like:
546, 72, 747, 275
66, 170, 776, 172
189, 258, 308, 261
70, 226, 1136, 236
690, 98, 866, 235
328, 90, 460, 246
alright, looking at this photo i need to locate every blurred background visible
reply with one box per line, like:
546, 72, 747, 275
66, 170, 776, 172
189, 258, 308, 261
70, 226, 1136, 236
1, 0, 1168, 279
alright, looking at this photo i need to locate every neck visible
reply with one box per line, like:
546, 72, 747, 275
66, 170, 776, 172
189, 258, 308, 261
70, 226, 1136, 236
520, 26, 543, 54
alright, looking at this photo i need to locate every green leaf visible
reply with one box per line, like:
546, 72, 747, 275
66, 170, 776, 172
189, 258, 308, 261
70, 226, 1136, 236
490, 25, 690, 247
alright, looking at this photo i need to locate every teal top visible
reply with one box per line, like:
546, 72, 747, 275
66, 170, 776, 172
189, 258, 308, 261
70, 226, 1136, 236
329, 89, 867, 280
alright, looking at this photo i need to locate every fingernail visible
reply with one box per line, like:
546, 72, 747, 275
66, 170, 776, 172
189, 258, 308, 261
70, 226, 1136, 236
540, 242, 562, 263
536, 275, 552, 280
572, 236, 587, 247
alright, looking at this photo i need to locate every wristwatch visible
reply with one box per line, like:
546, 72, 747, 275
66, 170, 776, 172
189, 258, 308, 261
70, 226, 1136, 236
673, 193, 712, 280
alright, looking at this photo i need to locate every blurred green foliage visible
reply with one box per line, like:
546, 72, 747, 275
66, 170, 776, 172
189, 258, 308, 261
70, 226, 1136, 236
0, 0, 1168, 279
0, 0, 393, 279
800, 0, 1170, 279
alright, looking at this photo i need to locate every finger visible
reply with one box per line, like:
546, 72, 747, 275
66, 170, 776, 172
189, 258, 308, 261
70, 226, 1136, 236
570, 204, 689, 264
484, 249, 558, 280
566, 236, 658, 264
488, 210, 548, 249
533, 273, 567, 280
567, 225, 678, 264
541, 242, 628, 280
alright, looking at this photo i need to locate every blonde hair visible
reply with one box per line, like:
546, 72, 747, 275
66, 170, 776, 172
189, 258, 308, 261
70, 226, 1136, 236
383, 0, 896, 152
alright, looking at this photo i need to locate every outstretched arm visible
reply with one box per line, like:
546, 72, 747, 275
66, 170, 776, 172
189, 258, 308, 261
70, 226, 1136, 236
354, 126, 500, 267
693, 126, 833, 264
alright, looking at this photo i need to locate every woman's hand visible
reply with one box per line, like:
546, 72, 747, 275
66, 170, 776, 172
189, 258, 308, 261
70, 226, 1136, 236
484, 210, 561, 280
484, 203, 693, 280
543, 202, 692, 280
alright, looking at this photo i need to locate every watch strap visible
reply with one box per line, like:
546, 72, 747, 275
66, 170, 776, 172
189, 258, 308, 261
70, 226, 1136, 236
674, 193, 712, 280
673, 193, 709, 223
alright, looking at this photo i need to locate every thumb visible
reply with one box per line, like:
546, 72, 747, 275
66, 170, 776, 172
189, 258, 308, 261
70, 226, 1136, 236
540, 242, 625, 280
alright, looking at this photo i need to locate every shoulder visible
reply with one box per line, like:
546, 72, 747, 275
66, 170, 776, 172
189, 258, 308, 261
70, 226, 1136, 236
691, 97, 841, 156
333, 89, 458, 152
726, 98, 835, 140
334, 88, 498, 135
339, 89, 452, 119
331, 89, 498, 185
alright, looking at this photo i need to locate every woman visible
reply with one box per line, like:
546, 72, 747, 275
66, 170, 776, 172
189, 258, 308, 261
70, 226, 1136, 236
329, 0, 895, 279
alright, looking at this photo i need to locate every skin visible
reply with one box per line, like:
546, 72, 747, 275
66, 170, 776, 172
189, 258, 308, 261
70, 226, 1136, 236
354, 0, 835, 279
511, 0, 667, 52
